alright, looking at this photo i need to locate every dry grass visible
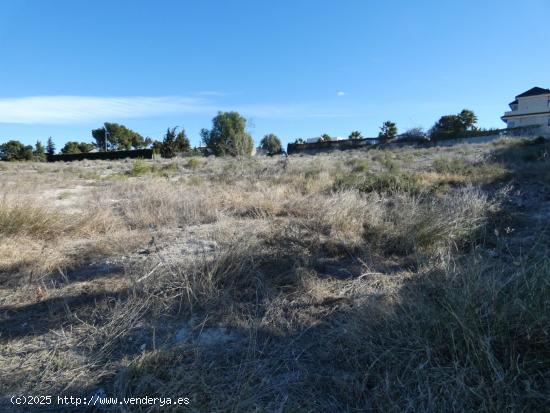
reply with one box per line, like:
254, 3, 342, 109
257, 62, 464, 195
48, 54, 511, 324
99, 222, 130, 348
0, 197, 64, 239
0, 138, 549, 412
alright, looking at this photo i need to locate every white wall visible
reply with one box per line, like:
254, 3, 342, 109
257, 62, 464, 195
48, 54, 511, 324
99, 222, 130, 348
517, 94, 550, 113
510, 115, 550, 133
435, 132, 547, 147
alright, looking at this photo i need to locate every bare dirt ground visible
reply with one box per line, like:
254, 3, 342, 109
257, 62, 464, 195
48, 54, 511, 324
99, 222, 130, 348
0, 138, 549, 412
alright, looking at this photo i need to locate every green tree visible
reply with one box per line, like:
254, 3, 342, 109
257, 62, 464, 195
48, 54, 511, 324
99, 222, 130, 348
91, 127, 107, 151
150, 140, 163, 155
175, 129, 191, 152
378, 121, 397, 142
33, 140, 46, 161
160, 127, 177, 158
319, 134, 332, 142
260, 133, 282, 154
0, 140, 33, 161
430, 115, 461, 139
92, 122, 146, 151
294, 138, 306, 144
458, 109, 478, 130
60, 141, 95, 154
400, 127, 426, 141
429, 109, 478, 140
132, 134, 152, 150
46, 137, 56, 156
348, 130, 363, 140
200, 111, 254, 156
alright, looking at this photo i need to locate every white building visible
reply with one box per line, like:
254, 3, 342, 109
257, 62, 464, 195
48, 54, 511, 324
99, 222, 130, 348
501, 87, 550, 136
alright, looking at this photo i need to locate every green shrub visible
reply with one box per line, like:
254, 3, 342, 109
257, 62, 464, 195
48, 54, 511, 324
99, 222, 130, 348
334, 171, 421, 194
381, 157, 400, 173
187, 176, 204, 186
153, 162, 179, 177
303, 166, 323, 180
105, 173, 128, 181
348, 158, 369, 173
433, 158, 474, 174
433, 157, 506, 181
185, 157, 203, 170
129, 159, 153, 176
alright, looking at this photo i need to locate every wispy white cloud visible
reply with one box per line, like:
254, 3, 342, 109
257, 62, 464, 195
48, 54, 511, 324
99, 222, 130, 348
0, 96, 216, 124
0, 95, 359, 124
336, 91, 346, 96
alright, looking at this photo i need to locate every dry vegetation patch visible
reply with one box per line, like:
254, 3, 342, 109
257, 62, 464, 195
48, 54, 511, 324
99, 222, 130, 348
1, 138, 549, 411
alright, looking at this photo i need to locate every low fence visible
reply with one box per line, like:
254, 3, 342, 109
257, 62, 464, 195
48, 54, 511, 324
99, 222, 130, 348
287, 138, 379, 155
47, 149, 154, 162
287, 126, 547, 155
433, 134, 503, 147
432, 126, 544, 147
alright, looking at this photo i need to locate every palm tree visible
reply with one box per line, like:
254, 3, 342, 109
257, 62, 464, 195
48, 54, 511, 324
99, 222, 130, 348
348, 130, 363, 140
378, 121, 397, 142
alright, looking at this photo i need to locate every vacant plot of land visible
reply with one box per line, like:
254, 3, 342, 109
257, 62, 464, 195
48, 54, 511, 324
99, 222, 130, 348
1, 138, 549, 412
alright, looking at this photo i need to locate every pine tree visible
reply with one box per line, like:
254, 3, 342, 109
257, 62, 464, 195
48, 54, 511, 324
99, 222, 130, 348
46, 137, 56, 156
160, 127, 177, 158
174, 129, 191, 152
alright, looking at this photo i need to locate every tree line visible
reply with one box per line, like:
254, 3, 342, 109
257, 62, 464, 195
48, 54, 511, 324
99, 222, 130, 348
0, 111, 263, 161
292, 109, 481, 144
0, 108, 485, 161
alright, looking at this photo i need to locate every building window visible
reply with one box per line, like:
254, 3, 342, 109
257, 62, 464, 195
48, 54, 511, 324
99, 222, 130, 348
548, 99, 550, 108
548, 117, 550, 127
508, 121, 515, 128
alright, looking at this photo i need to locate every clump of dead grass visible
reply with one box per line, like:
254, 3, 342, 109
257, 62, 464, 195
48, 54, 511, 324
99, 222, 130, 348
0, 195, 126, 240
369, 186, 492, 258
0, 196, 66, 239
110, 181, 220, 229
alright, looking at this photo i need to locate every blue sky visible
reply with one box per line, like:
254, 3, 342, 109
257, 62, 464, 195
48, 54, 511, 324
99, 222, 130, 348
0, 0, 549, 149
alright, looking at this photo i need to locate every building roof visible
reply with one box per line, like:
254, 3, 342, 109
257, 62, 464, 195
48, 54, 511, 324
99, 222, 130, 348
516, 87, 550, 98
509, 99, 518, 105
